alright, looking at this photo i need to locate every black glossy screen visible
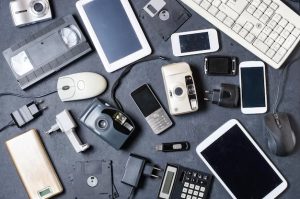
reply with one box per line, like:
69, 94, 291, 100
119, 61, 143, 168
83, 0, 142, 63
201, 125, 282, 199
179, 32, 210, 53
241, 67, 266, 107
131, 85, 161, 117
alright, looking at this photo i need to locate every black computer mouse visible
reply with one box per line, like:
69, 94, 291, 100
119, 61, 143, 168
263, 112, 296, 156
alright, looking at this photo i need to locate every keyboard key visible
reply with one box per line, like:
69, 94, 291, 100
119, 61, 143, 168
265, 7, 274, 17
266, 49, 276, 58
247, 5, 256, 14
244, 22, 254, 31
281, 30, 290, 38
192, 196, 197, 199
273, 47, 287, 63
267, 20, 277, 29
245, 33, 255, 43
265, 37, 274, 46
216, 11, 226, 21
279, 19, 288, 27
291, 28, 300, 37
190, 184, 195, 189
226, 0, 249, 14
272, 14, 282, 23
188, 189, 193, 194
184, 182, 189, 187
233, 23, 242, 33
219, 3, 239, 20
252, 0, 261, 7
199, 192, 204, 197
253, 9, 263, 18
183, 188, 188, 193
271, 42, 280, 51
224, 17, 234, 27
258, 33, 267, 41
269, 31, 278, 40
212, 0, 221, 7
263, 26, 272, 35
194, 191, 199, 195
263, 0, 271, 5
253, 39, 269, 53
239, 28, 248, 37
193, 0, 202, 4
208, 5, 219, 15
285, 23, 294, 32
258, 2, 267, 12
200, 0, 211, 9
195, 185, 200, 190
187, 195, 192, 199
276, 36, 285, 45
282, 34, 296, 49
181, 193, 186, 198
274, 25, 283, 34
260, 14, 269, 24
200, 187, 206, 192
270, 2, 278, 10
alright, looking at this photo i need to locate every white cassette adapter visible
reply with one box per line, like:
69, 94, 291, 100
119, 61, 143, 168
161, 62, 198, 115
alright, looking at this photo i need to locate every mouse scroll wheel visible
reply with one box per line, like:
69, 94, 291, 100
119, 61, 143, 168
62, 85, 70, 90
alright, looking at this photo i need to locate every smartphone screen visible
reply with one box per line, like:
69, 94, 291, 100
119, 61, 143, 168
131, 84, 161, 117
240, 67, 266, 108
179, 32, 210, 53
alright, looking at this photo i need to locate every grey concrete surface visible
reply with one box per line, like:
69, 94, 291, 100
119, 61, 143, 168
1, 0, 300, 198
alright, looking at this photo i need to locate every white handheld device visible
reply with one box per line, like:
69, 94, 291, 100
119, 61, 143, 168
239, 61, 268, 114
196, 119, 288, 199
171, 29, 219, 57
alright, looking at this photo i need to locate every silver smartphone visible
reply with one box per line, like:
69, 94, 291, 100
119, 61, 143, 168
131, 84, 173, 134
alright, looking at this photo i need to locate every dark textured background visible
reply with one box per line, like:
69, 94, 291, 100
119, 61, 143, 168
1, 0, 300, 198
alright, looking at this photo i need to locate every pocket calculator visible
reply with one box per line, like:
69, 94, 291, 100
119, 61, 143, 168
158, 163, 213, 199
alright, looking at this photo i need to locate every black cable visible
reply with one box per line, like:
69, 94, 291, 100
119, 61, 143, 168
0, 90, 57, 99
273, 57, 300, 113
111, 55, 170, 111
0, 120, 15, 132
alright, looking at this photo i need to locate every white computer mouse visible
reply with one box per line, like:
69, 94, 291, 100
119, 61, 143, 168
57, 72, 107, 102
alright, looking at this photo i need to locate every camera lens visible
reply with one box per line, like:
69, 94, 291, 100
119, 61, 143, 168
33, 2, 44, 12
175, 87, 183, 96
30, 0, 48, 16
98, 120, 108, 129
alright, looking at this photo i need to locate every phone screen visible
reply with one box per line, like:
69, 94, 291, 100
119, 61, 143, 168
241, 67, 266, 108
131, 85, 161, 117
179, 32, 210, 53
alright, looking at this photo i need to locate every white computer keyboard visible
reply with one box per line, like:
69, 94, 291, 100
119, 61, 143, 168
180, 0, 300, 69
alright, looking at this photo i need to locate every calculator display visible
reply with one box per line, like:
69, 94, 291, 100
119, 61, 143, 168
162, 171, 175, 194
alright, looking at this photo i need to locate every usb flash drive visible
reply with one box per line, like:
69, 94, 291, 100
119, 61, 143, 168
155, 142, 190, 152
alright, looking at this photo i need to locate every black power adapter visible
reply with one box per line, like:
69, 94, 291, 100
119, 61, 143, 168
122, 153, 161, 199
11, 100, 47, 127
0, 100, 47, 133
204, 83, 239, 107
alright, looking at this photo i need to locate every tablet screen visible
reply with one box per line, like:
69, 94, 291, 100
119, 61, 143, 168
201, 124, 283, 199
83, 0, 142, 63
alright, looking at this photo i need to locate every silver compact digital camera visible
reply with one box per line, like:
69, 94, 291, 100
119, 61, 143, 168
162, 62, 198, 115
10, 0, 52, 27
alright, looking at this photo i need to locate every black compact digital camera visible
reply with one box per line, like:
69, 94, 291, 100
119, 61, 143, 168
80, 99, 135, 150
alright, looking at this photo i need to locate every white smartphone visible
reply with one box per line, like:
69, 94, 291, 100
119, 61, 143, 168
239, 61, 268, 114
171, 29, 219, 57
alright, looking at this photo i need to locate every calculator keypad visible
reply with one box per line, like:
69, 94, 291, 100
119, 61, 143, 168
180, 171, 210, 199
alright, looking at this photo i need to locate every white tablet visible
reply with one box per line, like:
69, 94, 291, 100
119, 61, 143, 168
196, 119, 287, 199
76, 0, 152, 73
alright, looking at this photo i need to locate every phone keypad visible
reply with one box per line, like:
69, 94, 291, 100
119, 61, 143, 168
146, 108, 172, 134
